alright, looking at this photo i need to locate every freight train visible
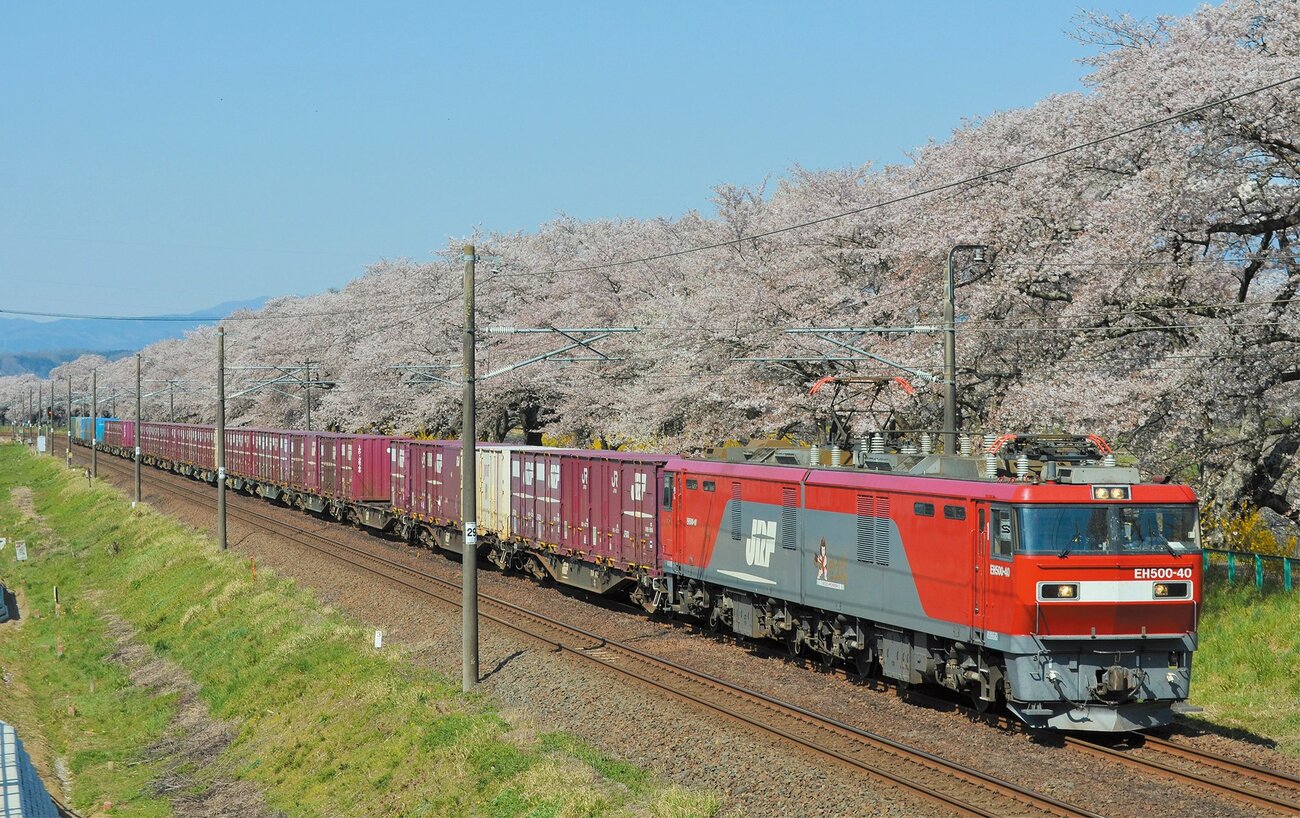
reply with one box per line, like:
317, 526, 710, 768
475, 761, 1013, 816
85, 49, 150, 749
73, 419, 1201, 732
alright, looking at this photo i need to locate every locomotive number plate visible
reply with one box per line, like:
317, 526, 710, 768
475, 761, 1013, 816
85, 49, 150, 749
1134, 567, 1192, 579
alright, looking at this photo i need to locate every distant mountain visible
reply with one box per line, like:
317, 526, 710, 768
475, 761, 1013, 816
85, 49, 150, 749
0, 298, 268, 354
0, 349, 134, 378
0, 297, 268, 375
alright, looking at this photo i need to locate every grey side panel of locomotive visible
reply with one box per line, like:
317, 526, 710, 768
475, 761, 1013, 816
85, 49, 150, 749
687, 499, 967, 642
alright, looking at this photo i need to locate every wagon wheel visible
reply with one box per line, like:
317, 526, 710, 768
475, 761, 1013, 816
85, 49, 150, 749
631, 585, 659, 616
817, 651, 836, 673
784, 629, 802, 658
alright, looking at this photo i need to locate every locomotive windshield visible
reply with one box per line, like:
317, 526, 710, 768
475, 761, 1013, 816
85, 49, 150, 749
1016, 505, 1199, 556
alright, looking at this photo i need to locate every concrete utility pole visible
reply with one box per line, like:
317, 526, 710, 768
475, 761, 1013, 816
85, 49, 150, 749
943, 244, 987, 455
134, 354, 142, 506
216, 326, 227, 551
169, 380, 175, 422
91, 370, 98, 479
36, 384, 42, 452
462, 243, 478, 692
304, 362, 312, 431
66, 377, 72, 468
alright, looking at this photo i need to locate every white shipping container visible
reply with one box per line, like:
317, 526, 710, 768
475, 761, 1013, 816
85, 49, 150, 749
477, 446, 513, 539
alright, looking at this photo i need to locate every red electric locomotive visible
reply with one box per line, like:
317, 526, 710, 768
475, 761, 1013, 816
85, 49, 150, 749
653, 434, 1200, 731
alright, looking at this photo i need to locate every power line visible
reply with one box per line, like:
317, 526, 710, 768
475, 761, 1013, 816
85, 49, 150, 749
962, 318, 1294, 333
959, 296, 1300, 325
993, 257, 1290, 268
0, 300, 454, 323
531, 74, 1300, 276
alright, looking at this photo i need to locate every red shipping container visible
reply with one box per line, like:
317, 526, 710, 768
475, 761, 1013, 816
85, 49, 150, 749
139, 421, 215, 471
225, 428, 251, 478
224, 428, 292, 485
318, 434, 341, 496
101, 420, 136, 450
352, 436, 394, 501
511, 448, 565, 547
393, 439, 460, 523
560, 451, 667, 571
139, 422, 162, 460
289, 432, 321, 493
259, 429, 291, 485
312, 433, 396, 503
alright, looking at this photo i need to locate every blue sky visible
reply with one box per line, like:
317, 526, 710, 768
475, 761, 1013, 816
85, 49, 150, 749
1, 1, 1201, 316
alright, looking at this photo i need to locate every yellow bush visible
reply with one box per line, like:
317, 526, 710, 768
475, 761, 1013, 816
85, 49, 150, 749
1200, 501, 1297, 556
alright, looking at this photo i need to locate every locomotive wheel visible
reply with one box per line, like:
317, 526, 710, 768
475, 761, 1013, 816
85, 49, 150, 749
707, 607, 727, 633
969, 689, 991, 714
853, 651, 877, 679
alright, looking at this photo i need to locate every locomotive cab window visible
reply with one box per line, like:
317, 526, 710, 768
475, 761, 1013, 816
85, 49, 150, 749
702, 480, 716, 492
943, 505, 966, 520
662, 474, 675, 510
1017, 504, 1200, 555
686, 479, 698, 490
913, 502, 934, 517
991, 508, 1015, 560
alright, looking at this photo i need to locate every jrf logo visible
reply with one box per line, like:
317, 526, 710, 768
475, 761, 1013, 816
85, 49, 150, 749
745, 519, 777, 567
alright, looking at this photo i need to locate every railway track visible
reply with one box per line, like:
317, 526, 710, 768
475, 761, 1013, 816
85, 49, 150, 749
901, 686, 1300, 816
72, 444, 1100, 818
1067, 734, 1300, 816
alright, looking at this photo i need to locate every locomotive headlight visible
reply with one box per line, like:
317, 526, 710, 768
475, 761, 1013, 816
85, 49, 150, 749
1154, 583, 1169, 597
1092, 485, 1131, 500
1039, 583, 1079, 600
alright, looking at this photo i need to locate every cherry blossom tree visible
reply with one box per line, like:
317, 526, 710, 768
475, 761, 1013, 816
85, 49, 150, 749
3, 0, 1297, 523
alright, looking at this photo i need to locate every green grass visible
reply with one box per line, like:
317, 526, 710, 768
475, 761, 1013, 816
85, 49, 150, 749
1188, 581, 1300, 755
0, 475, 178, 815
0, 445, 722, 818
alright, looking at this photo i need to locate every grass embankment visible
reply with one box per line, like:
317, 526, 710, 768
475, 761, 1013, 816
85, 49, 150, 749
1190, 582, 1300, 755
0, 445, 720, 818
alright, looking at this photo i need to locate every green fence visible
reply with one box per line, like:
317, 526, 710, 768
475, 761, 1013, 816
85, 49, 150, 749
1202, 547, 1296, 592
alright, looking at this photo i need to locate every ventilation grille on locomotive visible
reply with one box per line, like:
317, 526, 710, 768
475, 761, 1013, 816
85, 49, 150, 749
730, 482, 742, 540
856, 494, 890, 565
781, 486, 797, 550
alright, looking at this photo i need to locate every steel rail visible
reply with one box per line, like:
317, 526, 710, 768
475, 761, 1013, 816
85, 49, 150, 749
1065, 736, 1300, 815
72, 442, 1098, 818
1138, 734, 1300, 793
904, 687, 1300, 816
